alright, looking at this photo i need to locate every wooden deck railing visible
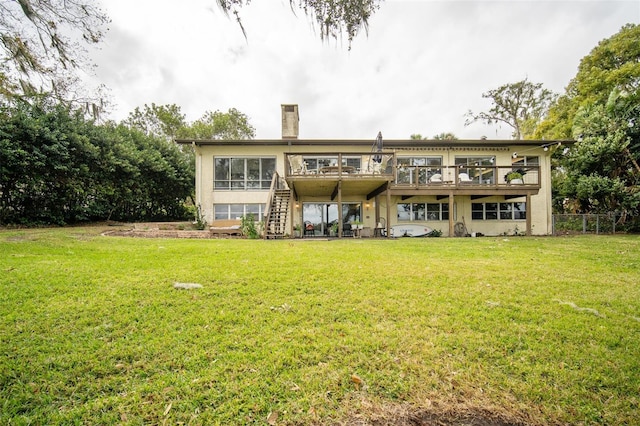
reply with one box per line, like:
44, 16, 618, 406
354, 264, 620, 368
285, 153, 540, 189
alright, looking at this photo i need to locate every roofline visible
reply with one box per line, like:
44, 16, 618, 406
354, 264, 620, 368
175, 138, 575, 148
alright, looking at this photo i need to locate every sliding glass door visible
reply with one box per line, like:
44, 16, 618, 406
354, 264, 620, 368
302, 203, 362, 236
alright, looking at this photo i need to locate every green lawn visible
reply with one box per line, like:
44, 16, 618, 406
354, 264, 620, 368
1, 227, 639, 425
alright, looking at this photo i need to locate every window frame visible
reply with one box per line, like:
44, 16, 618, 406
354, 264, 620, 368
472, 202, 526, 220
455, 155, 495, 185
396, 156, 443, 185
214, 157, 276, 190
214, 203, 265, 220
397, 202, 449, 221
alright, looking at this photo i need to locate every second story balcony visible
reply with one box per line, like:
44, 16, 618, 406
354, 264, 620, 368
285, 153, 541, 199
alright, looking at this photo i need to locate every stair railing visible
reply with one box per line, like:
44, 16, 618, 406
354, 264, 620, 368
263, 172, 283, 238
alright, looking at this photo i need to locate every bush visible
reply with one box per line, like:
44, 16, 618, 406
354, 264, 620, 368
241, 214, 259, 239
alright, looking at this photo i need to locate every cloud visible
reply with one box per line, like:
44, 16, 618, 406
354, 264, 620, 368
90, 0, 639, 139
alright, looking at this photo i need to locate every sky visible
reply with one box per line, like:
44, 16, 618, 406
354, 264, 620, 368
87, 0, 639, 140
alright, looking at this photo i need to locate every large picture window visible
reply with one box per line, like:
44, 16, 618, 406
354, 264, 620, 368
472, 202, 526, 220
214, 203, 265, 220
397, 203, 449, 221
214, 157, 276, 190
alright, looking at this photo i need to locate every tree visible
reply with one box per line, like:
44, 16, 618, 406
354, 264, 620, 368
558, 90, 639, 223
536, 24, 640, 139
533, 24, 640, 227
123, 105, 255, 141
409, 133, 457, 140
123, 104, 188, 141
216, 0, 381, 48
0, 0, 109, 104
433, 132, 458, 140
179, 108, 256, 140
465, 78, 557, 140
0, 101, 193, 225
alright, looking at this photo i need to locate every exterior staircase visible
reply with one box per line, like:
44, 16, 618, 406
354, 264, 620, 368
264, 189, 291, 239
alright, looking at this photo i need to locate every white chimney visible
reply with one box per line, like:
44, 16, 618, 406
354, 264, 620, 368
281, 104, 299, 139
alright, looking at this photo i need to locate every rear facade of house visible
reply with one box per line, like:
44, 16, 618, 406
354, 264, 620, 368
176, 105, 566, 238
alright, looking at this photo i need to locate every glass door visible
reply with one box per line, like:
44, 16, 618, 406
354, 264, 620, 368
303, 203, 338, 236
303, 203, 362, 236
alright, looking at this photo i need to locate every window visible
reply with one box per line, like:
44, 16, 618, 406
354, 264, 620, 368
396, 156, 442, 184
500, 202, 526, 220
303, 157, 336, 172
397, 203, 449, 221
214, 204, 265, 220
512, 156, 539, 166
301, 156, 362, 173
455, 156, 495, 184
214, 157, 276, 190
426, 203, 449, 221
508, 156, 539, 185
472, 202, 526, 220
343, 156, 361, 169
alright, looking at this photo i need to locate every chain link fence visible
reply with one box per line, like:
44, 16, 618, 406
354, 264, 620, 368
552, 213, 639, 235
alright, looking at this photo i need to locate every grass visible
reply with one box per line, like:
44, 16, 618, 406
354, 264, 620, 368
1, 227, 639, 425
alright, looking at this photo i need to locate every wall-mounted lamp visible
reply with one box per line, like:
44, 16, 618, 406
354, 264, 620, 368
511, 141, 562, 159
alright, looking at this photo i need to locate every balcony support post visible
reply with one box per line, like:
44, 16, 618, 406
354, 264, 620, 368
337, 180, 343, 238
386, 187, 391, 237
526, 193, 532, 236
449, 191, 455, 237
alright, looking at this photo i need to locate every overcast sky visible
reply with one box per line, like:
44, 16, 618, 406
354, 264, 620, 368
88, 0, 639, 140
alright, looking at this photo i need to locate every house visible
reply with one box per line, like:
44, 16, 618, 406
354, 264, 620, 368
176, 105, 569, 238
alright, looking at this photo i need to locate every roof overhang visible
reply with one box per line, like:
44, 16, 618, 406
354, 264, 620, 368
175, 138, 574, 148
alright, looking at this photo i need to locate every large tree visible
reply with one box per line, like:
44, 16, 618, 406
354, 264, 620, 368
465, 78, 557, 140
535, 24, 639, 227
217, 0, 381, 47
536, 24, 640, 139
123, 103, 188, 141
179, 108, 256, 140
0, 0, 109, 104
558, 89, 639, 222
123, 104, 256, 141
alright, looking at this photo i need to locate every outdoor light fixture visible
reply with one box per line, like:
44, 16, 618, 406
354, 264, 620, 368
512, 141, 562, 159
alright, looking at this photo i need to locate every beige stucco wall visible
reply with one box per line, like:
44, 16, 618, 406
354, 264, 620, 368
194, 145, 285, 223
192, 142, 553, 236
